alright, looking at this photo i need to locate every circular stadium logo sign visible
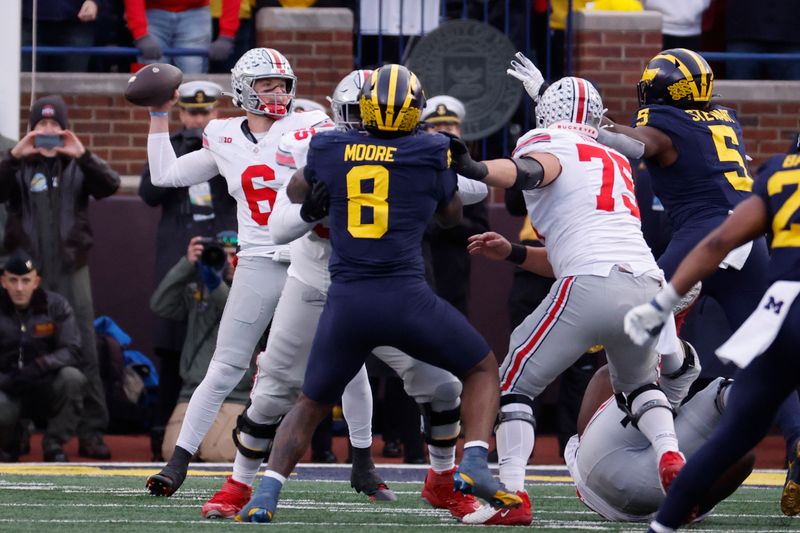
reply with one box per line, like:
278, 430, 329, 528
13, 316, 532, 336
407, 19, 523, 142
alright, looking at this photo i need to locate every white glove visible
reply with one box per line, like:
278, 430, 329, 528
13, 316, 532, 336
624, 302, 670, 346
506, 52, 545, 103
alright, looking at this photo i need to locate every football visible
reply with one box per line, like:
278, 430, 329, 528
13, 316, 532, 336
124, 63, 183, 107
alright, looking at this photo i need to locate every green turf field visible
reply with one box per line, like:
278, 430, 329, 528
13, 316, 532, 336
0, 468, 797, 532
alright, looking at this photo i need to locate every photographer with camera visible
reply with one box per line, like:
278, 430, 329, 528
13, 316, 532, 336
150, 232, 259, 462
0, 95, 120, 460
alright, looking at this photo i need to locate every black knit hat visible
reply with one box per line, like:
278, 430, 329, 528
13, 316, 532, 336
29, 95, 69, 130
2, 250, 37, 276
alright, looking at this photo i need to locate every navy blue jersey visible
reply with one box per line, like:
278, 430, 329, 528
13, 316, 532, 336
753, 152, 800, 282
305, 129, 457, 281
633, 104, 753, 230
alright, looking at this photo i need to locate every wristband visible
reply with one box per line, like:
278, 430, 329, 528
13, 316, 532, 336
505, 243, 527, 265
150, 112, 169, 117
653, 282, 682, 312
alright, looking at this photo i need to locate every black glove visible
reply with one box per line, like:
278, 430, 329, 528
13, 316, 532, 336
300, 181, 330, 223
442, 132, 488, 181
134, 34, 163, 60
208, 36, 235, 62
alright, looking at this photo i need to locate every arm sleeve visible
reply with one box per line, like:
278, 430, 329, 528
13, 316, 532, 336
148, 133, 220, 187
137, 161, 169, 206
456, 174, 488, 206
149, 257, 196, 320
270, 187, 314, 244
504, 188, 527, 217
123, 0, 148, 40
76, 150, 121, 199
218, 0, 242, 38
39, 297, 82, 370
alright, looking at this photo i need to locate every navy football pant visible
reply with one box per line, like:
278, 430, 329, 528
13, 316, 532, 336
302, 277, 490, 405
654, 299, 800, 528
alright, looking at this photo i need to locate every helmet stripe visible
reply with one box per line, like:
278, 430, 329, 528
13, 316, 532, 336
395, 73, 416, 129
386, 65, 400, 129
266, 48, 283, 72
653, 52, 699, 100
576, 78, 588, 124
370, 70, 384, 129
683, 49, 711, 100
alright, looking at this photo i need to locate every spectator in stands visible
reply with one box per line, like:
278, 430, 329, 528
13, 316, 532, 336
0, 250, 86, 462
0, 95, 120, 460
124, 0, 244, 74
644, 0, 710, 50
138, 80, 236, 460
209, 0, 256, 73
21, 0, 98, 72
150, 234, 258, 462
726, 0, 800, 80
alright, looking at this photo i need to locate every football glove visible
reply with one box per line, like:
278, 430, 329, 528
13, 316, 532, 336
300, 180, 330, 223
443, 133, 488, 181
624, 284, 682, 346
507, 52, 546, 103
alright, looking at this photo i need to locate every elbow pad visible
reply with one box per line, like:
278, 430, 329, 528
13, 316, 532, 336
508, 156, 544, 191
597, 128, 646, 159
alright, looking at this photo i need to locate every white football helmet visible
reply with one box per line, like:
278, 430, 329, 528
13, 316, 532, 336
230, 48, 297, 118
536, 76, 604, 135
327, 69, 373, 129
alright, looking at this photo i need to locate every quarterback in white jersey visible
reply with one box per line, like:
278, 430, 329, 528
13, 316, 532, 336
199, 70, 489, 520
453, 75, 690, 526
565, 365, 754, 522
145, 48, 333, 498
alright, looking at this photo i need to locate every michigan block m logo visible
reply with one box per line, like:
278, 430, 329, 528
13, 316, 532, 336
764, 296, 784, 314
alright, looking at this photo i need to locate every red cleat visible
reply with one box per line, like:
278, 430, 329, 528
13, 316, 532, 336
201, 476, 252, 519
421, 467, 480, 518
460, 490, 532, 525
658, 451, 686, 494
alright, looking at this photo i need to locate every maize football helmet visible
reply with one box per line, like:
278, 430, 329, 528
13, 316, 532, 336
359, 64, 425, 136
536, 76, 604, 133
230, 48, 297, 118
328, 69, 373, 130
637, 48, 714, 109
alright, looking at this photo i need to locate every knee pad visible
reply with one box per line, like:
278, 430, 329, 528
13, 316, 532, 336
615, 383, 674, 429
419, 402, 461, 447
232, 406, 281, 460
496, 393, 537, 431
430, 380, 462, 410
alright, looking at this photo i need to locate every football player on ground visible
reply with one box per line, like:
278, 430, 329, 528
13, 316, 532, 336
144, 47, 333, 496
565, 363, 754, 523
234, 64, 523, 523
200, 69, 487, 519
452, 75, 693, 526
597, 49, 800, 502
625, 146, 800, 531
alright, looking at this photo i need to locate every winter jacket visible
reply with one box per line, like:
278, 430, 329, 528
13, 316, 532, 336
0, 151, 120, 278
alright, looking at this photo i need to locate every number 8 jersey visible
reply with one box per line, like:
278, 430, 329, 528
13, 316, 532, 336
148, 109, 333, 258
514, 128, 658, 279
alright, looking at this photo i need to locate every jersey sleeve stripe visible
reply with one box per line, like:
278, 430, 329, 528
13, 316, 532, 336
275, 150, 296, 168
512, 134, 551, 156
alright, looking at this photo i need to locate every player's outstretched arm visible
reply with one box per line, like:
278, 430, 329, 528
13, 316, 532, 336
270, 187, 315, 244
625, 195, 769, 346
286, 167, 311, 204
467, 232, 554, 277
599, 116, 672, 160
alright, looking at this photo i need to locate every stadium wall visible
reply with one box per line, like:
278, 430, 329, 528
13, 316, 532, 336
14, 8, 800, 358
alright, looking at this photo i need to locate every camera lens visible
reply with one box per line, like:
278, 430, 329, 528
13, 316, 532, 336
200, 243, 227, 269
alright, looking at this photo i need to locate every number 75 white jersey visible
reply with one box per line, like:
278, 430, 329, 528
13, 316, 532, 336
201, 110, 333, 257
515, 128, 658, 278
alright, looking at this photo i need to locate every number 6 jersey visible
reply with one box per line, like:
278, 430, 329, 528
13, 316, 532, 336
514, 127, 658, 279
147, 109, 333, 258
